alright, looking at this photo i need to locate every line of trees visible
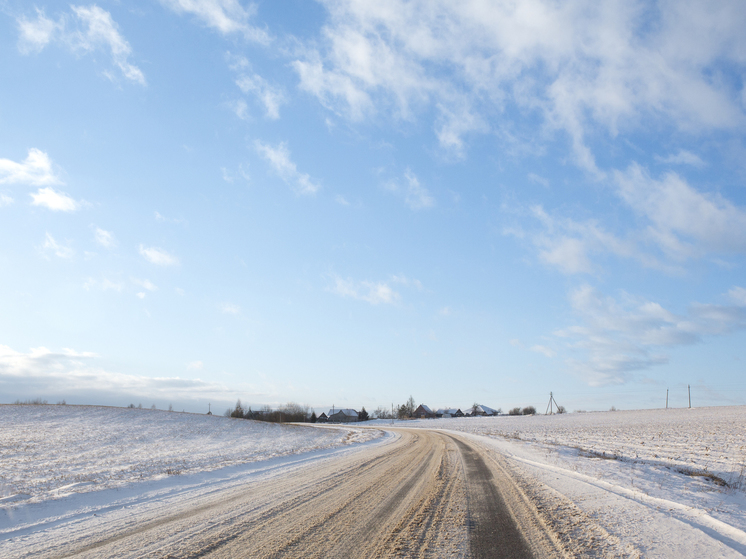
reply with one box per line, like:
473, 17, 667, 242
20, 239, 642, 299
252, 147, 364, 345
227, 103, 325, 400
225, 400, 312, 423
223, 400, 371, 423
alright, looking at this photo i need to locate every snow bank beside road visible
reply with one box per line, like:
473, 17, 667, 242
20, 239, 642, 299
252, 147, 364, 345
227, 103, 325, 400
397, 406, 746, 557
0, 405, 381, 507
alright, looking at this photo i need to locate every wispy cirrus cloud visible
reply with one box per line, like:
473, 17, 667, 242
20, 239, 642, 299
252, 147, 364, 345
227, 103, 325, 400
230, 56, 285, 119
139, 245, 179, 266
557, 285, 746, 386
93, 227, 115, 248
0, 344, 240, 404
614, 163, 746, 258
17, 5, 145, 85
220, 303, 240, 315
383, 169, 434, 210
292, 0, 746, 169
655, 149, 706, 168
83, 277, 124, 292
530, 345, 556, 358
255, 140, 320, 195
132, 278, 158, 292
159, 0, 269, 44
509, 163, 746, 275
41, 233, 74, 259
330, 276, 400, 305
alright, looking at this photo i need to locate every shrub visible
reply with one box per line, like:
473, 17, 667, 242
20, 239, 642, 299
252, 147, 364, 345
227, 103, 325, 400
230, 399, 244, 418
522, 406, 536, 415
14, 398, 48, 405
508, 407, 522, 416
373, 406, 392, 419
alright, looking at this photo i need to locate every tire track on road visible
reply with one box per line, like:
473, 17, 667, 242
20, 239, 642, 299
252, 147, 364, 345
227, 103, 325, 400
18, 428, 567, 559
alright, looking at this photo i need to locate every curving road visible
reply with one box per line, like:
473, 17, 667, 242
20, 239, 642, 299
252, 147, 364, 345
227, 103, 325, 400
9, 429, 566, 558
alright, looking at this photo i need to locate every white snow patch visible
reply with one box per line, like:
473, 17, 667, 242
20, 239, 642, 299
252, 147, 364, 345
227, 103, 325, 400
394, 406, 746, 557
0, 405, 381, 508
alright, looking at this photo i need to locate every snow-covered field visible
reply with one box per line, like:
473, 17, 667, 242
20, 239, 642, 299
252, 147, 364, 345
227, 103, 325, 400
392, 406, 746, 557
0, 404, 380, 507
4, 404, 746, 557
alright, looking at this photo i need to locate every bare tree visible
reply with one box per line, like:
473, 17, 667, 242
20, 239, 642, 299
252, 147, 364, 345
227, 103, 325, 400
406, 395, 416, 417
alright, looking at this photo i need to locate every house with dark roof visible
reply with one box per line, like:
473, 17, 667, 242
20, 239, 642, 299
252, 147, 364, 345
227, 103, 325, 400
472, 404, 500, 416
435, 408, 463, 418
413, 404, 435, 419
327, 409, 358, 423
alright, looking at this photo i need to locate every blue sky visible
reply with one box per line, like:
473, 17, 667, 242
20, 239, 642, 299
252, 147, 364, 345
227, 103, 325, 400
1, 0, 745, 414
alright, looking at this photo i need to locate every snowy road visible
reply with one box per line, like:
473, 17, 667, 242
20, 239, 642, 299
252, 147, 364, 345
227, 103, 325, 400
1, 428, 565, 558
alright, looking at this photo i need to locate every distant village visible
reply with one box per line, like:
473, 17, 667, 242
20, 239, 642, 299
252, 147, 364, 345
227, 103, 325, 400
316, 403, 501, 423
222, 397, 529, 424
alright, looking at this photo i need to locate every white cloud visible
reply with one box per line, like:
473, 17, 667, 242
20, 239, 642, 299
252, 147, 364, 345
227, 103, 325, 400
255, 141, 320, 195
236, 73, 285, 120
515, 162, 746, 275
160, 0, 269, 43
614, 163, 746, 257
220, 303, 240, 315
42, 233, 74, 259
384, 169, 434, 210
293, 0, 746, 167
391, 275, 423, 290
655, 149, 706, 167
93, 227, 115, 248
530, 345, 556, 358
228, 99, 250, 121
187, 360, 204, 370
557, 285, 746, 386
403, 169, 434, 210
132, 278, 158, 292
527, 173, 550, 187
154, 211, 186, 224
331, 276, 400, 305
30, 187, 79, 211
0, 194, 13, 207
83, 277, 124, 292
139, 245, 179, 266
0, 148, 61, 186
523, 205, 666, 275
0, 344, 239, 403
71, 5, 146, 85
221, 167, 234, 183
17, 9, 59, 54
17, 5, 145, 85
729, 287, 746, 306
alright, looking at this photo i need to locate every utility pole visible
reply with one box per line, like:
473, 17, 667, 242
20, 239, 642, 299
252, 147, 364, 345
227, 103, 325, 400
545, 392, 560, 415
665, 389, 668, 410
688, 385, 691, 409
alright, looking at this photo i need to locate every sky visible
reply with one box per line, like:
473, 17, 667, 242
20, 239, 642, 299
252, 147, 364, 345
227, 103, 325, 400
1, 0, 745, 414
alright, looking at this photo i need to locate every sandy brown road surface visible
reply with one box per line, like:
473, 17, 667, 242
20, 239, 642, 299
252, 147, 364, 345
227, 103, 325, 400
4, 428, 569, 559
